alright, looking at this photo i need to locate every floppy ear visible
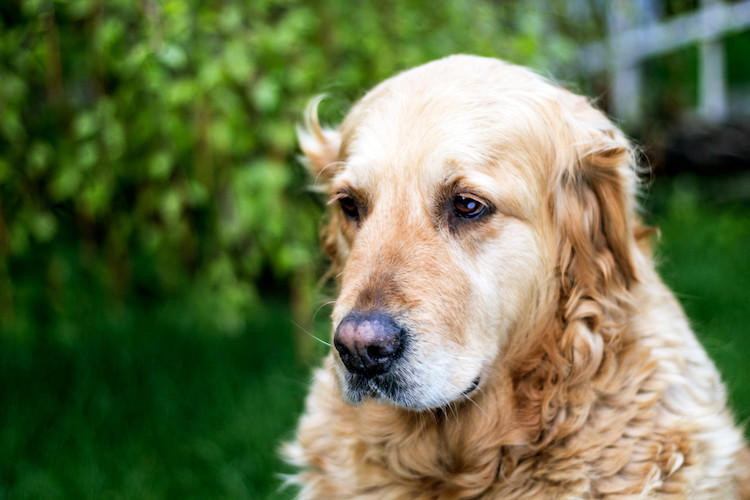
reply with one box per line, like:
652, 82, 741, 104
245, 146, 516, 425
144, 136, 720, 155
508, 95, 643, 445
297, 96, 342, 182
553, 95, 639, 307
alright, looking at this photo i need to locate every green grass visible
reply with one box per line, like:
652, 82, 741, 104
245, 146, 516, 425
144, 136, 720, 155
647, 175, 750, 427
0, 299, 310, 499
0, 175, 748, 499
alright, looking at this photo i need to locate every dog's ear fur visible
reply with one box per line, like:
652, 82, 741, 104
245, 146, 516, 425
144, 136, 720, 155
553, 94, 639, 304
298, 97, 345, 273
511, 95, 642, 447
297, 96, 341, 183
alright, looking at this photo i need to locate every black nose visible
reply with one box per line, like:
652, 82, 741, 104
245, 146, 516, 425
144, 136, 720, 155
333, 312, 404, 377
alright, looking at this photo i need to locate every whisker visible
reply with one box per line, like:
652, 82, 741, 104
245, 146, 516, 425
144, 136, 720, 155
451, 401, 461, 424
290, 319, 331, 347
447, 402, 457, 424
313, 300, 336, 321
427, 406, 439, 426
461, 392, 489, 419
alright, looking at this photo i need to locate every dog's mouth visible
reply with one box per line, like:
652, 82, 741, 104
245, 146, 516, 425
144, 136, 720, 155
343, 372, 407, 405
462, 376, 481, 395
340, 369, 482, 409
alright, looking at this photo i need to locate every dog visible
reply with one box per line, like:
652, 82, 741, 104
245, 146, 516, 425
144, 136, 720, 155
284, 55, 750, 499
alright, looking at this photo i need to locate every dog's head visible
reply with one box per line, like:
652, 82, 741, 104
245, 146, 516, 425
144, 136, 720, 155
299, 55, 639, 410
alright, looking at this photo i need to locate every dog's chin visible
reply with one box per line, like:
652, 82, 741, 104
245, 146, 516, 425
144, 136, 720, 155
336, 369, 482, 411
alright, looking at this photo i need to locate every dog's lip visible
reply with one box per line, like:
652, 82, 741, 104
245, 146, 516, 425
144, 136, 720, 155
462, 376, 481, 395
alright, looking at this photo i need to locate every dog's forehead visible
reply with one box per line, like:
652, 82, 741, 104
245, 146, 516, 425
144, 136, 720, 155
334, 62, 550, 214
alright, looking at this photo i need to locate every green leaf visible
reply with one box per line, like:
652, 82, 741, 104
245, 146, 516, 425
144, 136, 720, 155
251, 77, 281, 112
66, 0, 97, 20
148, 151, 174, 179
73, 111, 99, 140
77, 142, 100, 170
1, 109, 25, 143
223, 40, 255, 83
50, 163, 82, 201
80, 177, 113, 218
104, 121, 126, 161
188, 180, 209, 207
28, 141, 54, 176
30, 211, 58, 242
9, 221, 29, 255
160, 188, 183, 225
158, 43, 188, 70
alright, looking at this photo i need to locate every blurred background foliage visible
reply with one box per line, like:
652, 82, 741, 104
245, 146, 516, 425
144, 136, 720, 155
0, 0, 748, 498
0, 0, 589, 341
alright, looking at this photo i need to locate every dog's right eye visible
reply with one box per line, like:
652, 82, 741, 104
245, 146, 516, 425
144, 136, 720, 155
339, 196, 360, 220
453, 194, 487, 219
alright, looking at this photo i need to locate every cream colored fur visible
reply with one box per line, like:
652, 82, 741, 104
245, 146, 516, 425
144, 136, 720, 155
284, 55, 750, 499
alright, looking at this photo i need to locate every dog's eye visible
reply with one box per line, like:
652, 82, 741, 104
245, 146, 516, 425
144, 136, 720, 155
339, 196, 360, 220
453, 195, 486, 219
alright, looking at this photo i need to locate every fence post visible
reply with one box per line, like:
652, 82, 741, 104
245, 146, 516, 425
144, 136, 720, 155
698, 0, 728, 123
608, 0, 660, 126
609, 1, 639, 125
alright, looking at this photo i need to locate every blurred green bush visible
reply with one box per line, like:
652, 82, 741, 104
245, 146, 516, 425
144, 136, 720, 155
0, 0, 576, 339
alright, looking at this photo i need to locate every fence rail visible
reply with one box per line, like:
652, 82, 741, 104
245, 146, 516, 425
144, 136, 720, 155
579, 0, 750, 125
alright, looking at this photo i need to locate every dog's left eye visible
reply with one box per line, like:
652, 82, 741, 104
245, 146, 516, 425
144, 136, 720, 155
453, 195, 486, 219
339, 195, 360, 220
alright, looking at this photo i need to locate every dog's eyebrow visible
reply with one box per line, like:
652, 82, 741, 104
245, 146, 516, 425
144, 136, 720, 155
327, 191, 352, 205
327, 185, 371, 214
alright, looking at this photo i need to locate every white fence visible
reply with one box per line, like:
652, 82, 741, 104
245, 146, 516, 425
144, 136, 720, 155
579, 0, 750, 126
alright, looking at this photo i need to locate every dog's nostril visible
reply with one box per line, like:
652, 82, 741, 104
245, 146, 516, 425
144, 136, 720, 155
333, 312, 404, 377
365, 344, 390, 361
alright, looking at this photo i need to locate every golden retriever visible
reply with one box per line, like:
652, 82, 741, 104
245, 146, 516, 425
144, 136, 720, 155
284, 55, 750, 499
